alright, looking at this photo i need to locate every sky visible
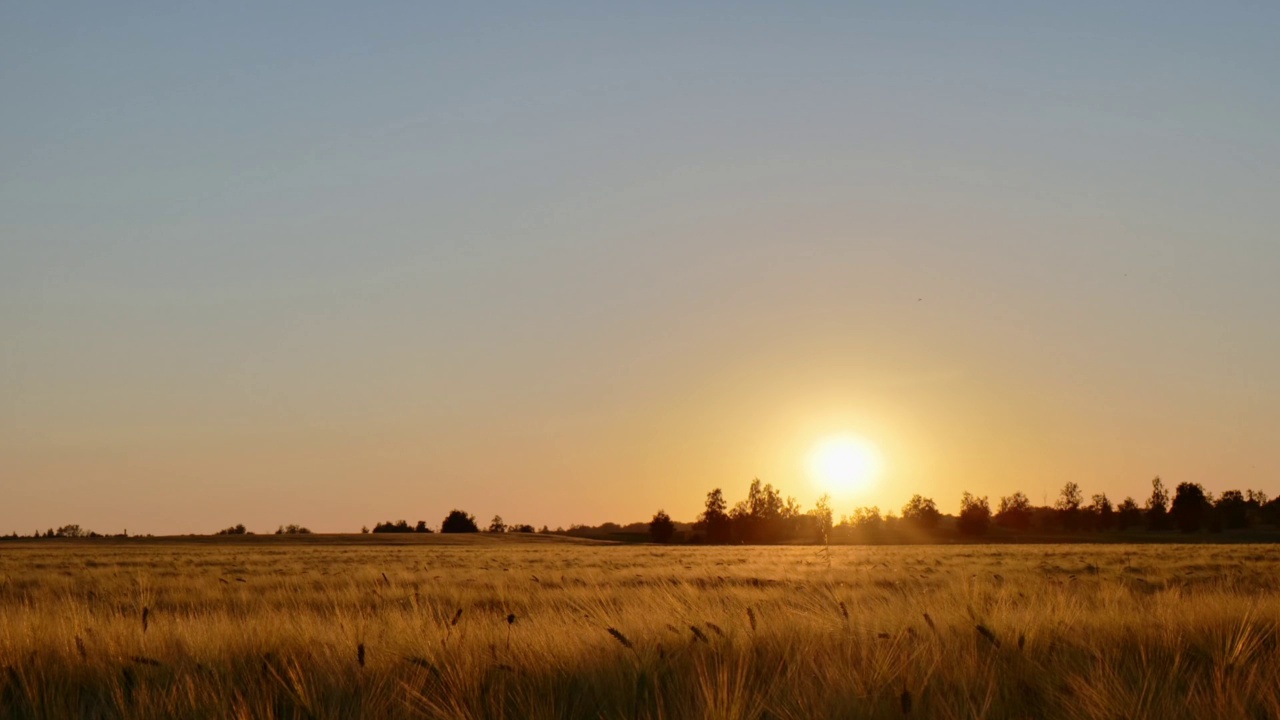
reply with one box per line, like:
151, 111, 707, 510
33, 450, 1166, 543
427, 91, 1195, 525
3, 2, 1279, 534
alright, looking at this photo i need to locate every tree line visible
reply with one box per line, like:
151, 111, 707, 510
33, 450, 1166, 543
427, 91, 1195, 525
8, 477, 1276, 543
646, 477, 1279, 544
363, 511, 540, 534
3, 512, 548, 539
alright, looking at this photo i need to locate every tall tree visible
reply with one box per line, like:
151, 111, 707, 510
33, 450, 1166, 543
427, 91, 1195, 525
698, 488, 732, 543
1088, 493, 1114, 531
1056, 482, 1084, 531
810, 494, 834, 542
749, 480, 784, 523
1146, 477, 1171, 530
731, 479, 787, 542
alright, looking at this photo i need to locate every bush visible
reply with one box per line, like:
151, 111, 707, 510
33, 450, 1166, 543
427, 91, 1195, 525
441, 510, 479, 533
372, 520, 414, 533
275, 524, 312, 535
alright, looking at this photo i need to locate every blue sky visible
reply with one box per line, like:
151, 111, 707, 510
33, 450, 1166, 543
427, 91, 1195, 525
3, 2, 1279, 533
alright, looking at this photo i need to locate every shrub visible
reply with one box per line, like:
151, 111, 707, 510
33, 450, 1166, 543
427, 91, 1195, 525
372, 520, 414, 533
275, 524, 312, 535
441, 510, 479, 533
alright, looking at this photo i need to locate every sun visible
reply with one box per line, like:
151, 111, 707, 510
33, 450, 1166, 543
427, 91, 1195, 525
808, 435, 883, 495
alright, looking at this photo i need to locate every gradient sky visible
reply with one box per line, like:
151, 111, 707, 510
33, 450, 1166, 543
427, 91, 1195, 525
4, 3, 1279, 534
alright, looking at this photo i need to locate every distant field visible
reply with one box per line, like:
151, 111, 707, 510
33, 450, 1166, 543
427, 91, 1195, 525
2, 539, 1279, 719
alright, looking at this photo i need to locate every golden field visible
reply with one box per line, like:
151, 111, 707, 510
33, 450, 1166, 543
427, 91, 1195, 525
1, 536, 1278, 719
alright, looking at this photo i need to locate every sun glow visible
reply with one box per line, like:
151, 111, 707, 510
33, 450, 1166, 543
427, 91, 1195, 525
808, 434, 883, 495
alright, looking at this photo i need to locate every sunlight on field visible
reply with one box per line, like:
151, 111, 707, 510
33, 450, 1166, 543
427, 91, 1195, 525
1, 539, 1279, 718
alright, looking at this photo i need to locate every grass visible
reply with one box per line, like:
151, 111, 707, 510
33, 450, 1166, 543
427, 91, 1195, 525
1, 537, 1278, 718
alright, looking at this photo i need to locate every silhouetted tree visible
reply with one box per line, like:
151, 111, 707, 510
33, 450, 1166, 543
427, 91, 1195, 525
1215, 490, 1249, 530
649, 510, 675, 543
901, 495, 941, 530
1171, 482, 1211, 533
747, 479, 783, 518
441, 510, 479, 533
373, 520, 413, 533
415, 520, 433, 533
843, 507, 884, 540
216, 524, 247, 535
275, 524, 311, 534
996, 492, 1033, 531
1116, 497, 1141, 530
487, 515, 506, 533
781, 495, 804, 539
697, 488, 732, 543
1245, 490, 1269, 526
1146, 477, 1171, 530
510, 524, 535, 533
810, 494, 834, 542
957, 492, 992, 536
1262, 496, 1280, 527
1088, 493, 1114, 531
735, 479, 786, 542
1259, 497, 1280, 525
857, 507, 885, 530
1056, 482, 1084, 531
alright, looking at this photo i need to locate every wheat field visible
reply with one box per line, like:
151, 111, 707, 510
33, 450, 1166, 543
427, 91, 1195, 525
1, 537, 1278, 719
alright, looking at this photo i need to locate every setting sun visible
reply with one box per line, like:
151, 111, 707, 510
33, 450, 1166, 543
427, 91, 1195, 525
808, 435, 884, 496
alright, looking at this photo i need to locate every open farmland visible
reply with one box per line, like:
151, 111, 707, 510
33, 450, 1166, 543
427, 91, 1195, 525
2, 537, 1279, 719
